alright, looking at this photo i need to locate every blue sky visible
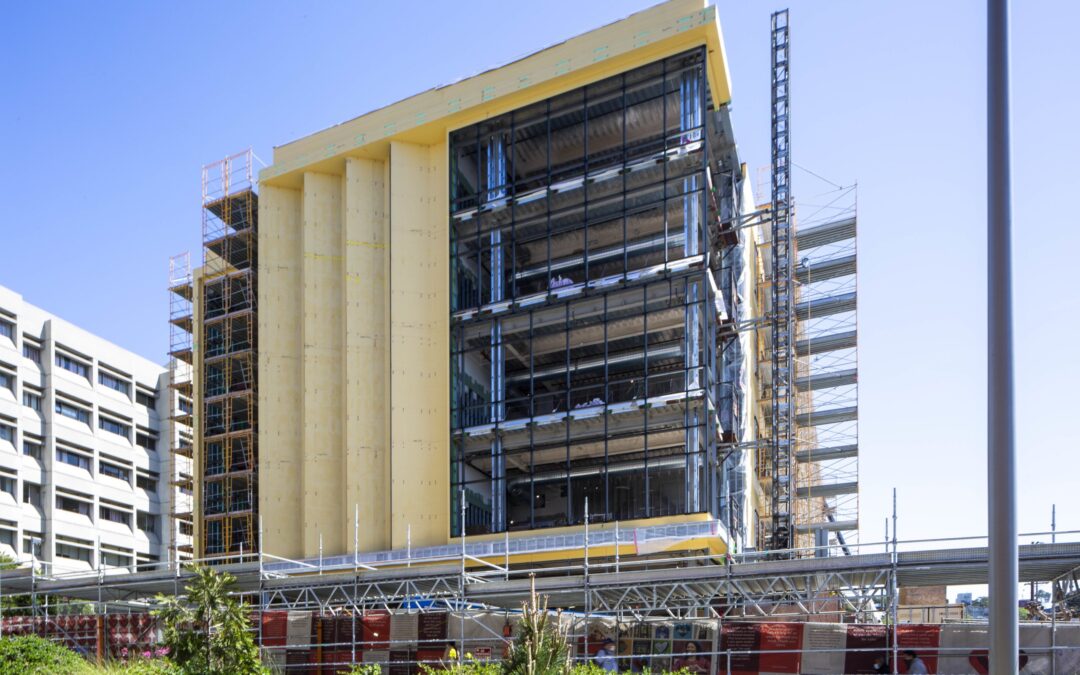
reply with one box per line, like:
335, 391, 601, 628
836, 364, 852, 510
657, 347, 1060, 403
2, 1, 1076, 549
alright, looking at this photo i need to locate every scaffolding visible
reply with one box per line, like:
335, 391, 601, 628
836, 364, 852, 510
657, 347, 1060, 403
167, 253, 195, 563
2, 529, 1079, 672
792, 188, 858, 547
199, 150, 259, 561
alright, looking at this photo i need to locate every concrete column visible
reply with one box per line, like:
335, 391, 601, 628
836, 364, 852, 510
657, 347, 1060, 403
342, 157, 391, 551
257, 184, 304, 559
389, 141, 449, 549
41, 320, 56, 564
300, 172, 345, 557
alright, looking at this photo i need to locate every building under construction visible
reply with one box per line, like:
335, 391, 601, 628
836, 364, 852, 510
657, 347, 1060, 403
2, 2, 1079, 672
167, 0, 859, 566
184, 0, 859, 566
158, 0, 861, 566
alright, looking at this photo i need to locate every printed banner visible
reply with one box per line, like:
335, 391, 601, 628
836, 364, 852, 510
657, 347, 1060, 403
718, 621, 1080, 675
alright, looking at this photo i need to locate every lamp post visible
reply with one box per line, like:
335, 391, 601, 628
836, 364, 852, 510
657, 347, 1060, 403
987, 0, 1018, 673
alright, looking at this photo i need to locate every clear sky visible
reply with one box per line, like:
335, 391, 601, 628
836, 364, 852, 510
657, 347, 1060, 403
2, 1, 1076, 551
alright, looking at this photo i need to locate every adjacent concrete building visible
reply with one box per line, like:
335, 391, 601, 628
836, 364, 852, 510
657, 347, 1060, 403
0, 285, 191, 573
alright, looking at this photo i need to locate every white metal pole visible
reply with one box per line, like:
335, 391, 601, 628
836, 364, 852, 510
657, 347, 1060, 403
614, 521, 620, 574
988, 1, 1018, 673
891, 489, 898, 673
584, 497, 590, 572
459, 489, 466, 665
584, 497, 590, 663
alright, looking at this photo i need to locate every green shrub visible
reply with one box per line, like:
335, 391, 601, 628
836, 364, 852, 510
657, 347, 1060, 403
568, 664, 607, 675
94, 658, 184, 675
0, 635, 90, 675
342, 665, 387, 675
418, 658, 502, 675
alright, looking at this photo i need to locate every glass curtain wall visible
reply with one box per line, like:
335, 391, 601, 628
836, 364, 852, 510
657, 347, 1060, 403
449, 48, 720, 536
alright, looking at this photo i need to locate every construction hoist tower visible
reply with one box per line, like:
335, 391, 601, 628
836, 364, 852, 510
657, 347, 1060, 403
764, 9, 860, 555
768, 9, 795, 552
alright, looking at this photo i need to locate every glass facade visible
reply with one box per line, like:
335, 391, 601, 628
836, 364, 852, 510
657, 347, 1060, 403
449, 49, 725, 535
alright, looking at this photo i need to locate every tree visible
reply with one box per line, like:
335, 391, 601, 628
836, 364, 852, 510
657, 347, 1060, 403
503, 577, 572, 675
152, 566, 263, 675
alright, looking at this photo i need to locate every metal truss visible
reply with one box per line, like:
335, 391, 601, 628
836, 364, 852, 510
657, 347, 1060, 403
4, 536, 1078, 637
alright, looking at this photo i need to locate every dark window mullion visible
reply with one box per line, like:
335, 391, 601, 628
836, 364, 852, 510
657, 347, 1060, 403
564, 300, 572, 525
642, 282, 650, 517
603, 293, 610, 520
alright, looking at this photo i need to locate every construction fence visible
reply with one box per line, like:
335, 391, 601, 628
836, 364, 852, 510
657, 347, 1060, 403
257, 613, 1080, 675
7, 610, 1080, 674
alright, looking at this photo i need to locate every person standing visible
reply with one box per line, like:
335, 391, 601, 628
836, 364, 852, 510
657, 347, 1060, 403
902, 650, 929, 674
595, 639, 618, 672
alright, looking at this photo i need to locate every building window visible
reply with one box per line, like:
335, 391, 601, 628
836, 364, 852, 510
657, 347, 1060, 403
56, 447, 91, 472
56, 493, 92, 517
136, 472, 158, 493
229, 479, 250, 512
22, 532, 42, 557
99, 460, 131, 483
22, 438, 42, 460
56, 540, 93, 564
136, 390, 156, 410
100, 549, 132, 568
22, 343, 41, 364
99, 504, 132, 527
137, 511, 158, 535
136, 553, 161, 569
22, 482, 41, 508
0, 421, 13, 444
205, 520, 223, 554
0, 318, 13, 342
0, 521, 16, 549
98, 370, 130, 396
0, 474, 15, 499
98, 415, 131, 440
55, 352, 90, 379
135, 430, 157, 451
22, 389, 42, 412
204, 481, 224, 515
0, 365, 15, 394
179, 397, 193, 415
55, 398, 91, 425
205, 441, 224, 476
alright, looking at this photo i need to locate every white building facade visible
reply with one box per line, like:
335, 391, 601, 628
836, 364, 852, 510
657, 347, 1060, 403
0, 285, 190, 573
